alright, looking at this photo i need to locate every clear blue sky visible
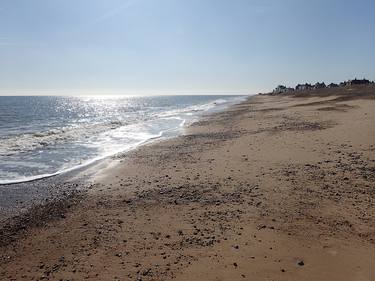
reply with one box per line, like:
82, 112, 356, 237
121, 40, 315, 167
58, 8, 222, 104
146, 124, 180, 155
0, 0, 374, 95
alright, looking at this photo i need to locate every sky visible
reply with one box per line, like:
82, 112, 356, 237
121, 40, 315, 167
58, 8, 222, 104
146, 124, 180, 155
0, 0, 374, 95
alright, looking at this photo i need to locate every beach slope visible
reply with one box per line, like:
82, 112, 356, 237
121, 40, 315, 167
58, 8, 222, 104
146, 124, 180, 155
1, 85, 375, 280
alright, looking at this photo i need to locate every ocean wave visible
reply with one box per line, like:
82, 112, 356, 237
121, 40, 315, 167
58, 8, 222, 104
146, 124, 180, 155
0, 97, 241, 157
156, 98, 229, 119
0, 130, 164, 185
0, 121, 126, 156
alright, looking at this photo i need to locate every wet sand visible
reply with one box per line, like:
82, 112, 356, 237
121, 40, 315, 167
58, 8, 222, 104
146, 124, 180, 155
1, 85, 375, 280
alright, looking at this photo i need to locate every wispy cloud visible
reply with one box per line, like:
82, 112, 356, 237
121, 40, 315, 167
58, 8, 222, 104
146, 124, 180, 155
91, 0, 139, 25
70, 0, 140, 37
0, 37, 14, 47
252, 1, 277, 14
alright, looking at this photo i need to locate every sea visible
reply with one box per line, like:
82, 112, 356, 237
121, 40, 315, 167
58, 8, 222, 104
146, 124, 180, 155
0, 95, 245, 184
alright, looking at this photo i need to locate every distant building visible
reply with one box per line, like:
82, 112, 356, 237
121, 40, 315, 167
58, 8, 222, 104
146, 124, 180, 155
273, 85, 286, 94
348, 78, 370, 85
295, 83, 313, 91
328, 83, 339, 88
314, 82, 326, 89
272, 85, 294, 94
341, 78, 371, 86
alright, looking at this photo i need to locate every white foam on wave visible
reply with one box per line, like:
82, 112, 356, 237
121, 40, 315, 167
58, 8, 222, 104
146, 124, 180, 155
0, 121, 126, 157
0, 117, 187, 185
0, 131, 163, 185
157, 98, 228, 119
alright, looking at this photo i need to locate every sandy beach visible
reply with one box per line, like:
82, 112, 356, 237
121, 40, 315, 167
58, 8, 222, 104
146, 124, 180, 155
1, 85, 375, 280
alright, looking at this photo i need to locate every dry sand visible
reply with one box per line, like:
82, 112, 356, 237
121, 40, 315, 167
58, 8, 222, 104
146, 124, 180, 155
1, 85, 375, 280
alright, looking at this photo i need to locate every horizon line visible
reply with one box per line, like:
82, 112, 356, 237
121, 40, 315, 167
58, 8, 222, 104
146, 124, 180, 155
0, 89, 256, 96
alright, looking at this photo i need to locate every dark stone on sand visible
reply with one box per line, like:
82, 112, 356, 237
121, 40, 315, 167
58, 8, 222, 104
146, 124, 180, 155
298, 260, 305, 266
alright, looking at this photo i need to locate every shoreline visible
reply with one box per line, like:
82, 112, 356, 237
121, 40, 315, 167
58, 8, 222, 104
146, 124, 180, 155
1, 86, 374, 280
0, 95, 247, 186
0, 96, 249, 228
